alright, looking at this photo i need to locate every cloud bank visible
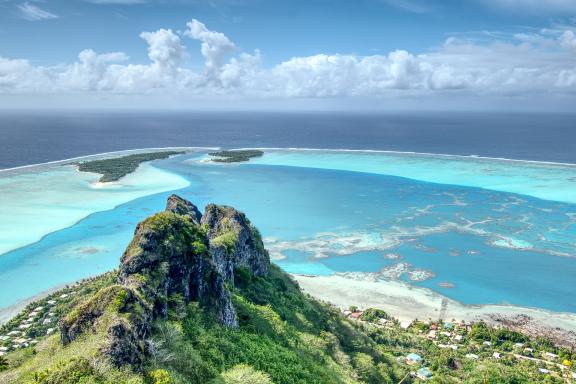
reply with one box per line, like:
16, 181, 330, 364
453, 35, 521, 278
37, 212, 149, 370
0, 18, 575, 106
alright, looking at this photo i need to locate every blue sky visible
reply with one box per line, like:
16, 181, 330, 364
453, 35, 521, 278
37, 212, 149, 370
0, 0, 575, 109
0, 0, 564, 65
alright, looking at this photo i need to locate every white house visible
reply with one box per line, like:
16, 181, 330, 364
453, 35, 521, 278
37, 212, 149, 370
400, 320, 413, 330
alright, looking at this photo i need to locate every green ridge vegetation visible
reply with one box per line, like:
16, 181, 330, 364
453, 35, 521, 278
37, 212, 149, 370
77, 151, 184, 182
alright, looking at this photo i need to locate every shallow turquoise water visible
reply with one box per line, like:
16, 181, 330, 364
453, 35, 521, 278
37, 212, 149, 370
1, 151, 575, 313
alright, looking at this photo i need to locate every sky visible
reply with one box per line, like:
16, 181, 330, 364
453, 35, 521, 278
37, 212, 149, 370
0, 0, 576, 110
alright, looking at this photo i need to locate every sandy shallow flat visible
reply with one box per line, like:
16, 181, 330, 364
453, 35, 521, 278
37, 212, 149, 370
294, 274, 576, 345
0, 162, 189, 256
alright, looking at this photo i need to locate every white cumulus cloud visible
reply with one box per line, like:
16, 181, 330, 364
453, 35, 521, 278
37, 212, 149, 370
560, 30, 576, 50
0, 18, 575, 106
140, 29, 184, 72
185, 19, 236, 83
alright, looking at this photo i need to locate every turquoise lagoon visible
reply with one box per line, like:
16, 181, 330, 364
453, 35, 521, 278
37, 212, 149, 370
0, 150, 575, 314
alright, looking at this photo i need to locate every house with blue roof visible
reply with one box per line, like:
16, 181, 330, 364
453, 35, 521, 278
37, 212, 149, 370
406, 353, 423, 365
417, 367, 433, 380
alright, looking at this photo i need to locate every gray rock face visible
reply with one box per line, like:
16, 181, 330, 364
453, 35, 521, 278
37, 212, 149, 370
202, 204, 269, 282
60, 195, 270, 368
104, 321, 148, 369
117, 212, 207, 318
165, 194, 202, 224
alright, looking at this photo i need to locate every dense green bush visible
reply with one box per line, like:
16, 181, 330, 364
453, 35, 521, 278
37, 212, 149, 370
360, 308, 390, 323
0, 356, 9, 372
149, 369, 174, 384
219, 364, 273, 384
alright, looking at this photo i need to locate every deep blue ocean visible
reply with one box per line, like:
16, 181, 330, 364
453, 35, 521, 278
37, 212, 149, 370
1, 111, 576, 169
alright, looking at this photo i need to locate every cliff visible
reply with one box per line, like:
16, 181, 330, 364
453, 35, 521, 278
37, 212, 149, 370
60, 195, 270, 367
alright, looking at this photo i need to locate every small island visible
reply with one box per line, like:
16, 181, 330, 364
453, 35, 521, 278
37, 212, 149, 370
77, 151, 184, 182
208, 150, 264, 163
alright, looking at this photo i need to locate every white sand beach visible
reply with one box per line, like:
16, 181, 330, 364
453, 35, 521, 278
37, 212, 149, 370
294, 274, 576, 347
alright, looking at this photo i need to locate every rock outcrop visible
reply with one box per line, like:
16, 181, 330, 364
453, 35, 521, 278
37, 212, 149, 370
202, 204, 269, 282
165, 194, 202, 224
59, 195, 270, 368
59, 285, 152, 369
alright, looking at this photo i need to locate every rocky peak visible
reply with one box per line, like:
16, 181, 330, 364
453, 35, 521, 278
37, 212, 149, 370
165, 194, 202, 224
117, 209, 215, 319
59, 195, 270, 369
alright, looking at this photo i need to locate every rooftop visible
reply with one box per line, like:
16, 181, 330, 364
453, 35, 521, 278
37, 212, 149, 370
407, 353, 423, 362
417, 367, 433, 378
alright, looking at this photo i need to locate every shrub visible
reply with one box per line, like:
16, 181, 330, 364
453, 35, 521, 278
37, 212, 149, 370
0, 355, 8, 372
149, 369, 174, 384
220, 364, 273, 384
34, 357, 94, 384
360, 308, 390, 323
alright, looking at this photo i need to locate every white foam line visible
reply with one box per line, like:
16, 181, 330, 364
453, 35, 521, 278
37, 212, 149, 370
0, 146, 220, 173
232, 147, 576, 168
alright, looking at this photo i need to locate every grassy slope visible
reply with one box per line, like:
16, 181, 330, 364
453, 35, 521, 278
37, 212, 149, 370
151, 264, 404, 384
0, 273, 144, 383
2, 264, 571, 383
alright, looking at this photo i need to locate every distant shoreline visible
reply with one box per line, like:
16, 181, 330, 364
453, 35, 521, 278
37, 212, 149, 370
0, 147, 218, 174
2, 146, 576, 174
